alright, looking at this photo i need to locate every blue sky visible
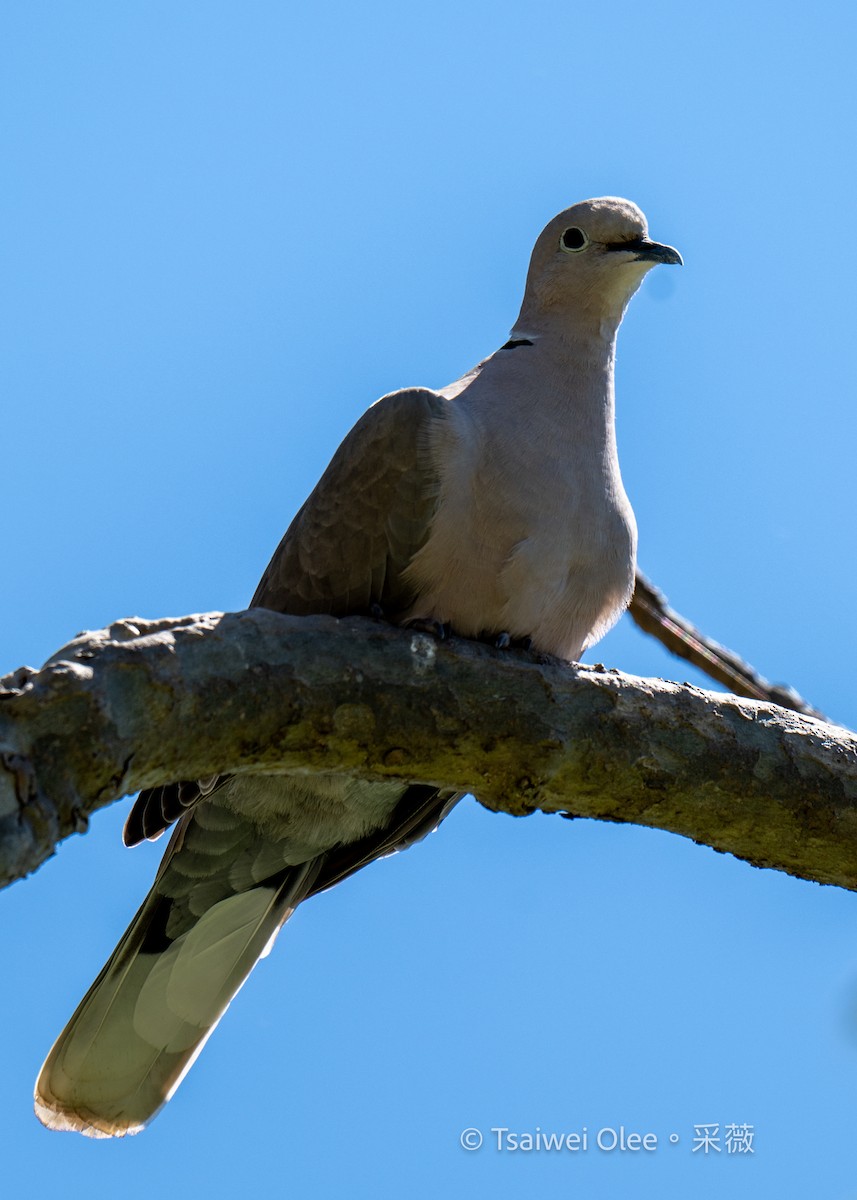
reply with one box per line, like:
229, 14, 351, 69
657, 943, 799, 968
2, 2, 856, 1196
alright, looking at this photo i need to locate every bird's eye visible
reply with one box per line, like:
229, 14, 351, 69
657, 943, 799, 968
560, 226, 588, 253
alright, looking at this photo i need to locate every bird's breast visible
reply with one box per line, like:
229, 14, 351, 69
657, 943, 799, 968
403, 401, 636, 659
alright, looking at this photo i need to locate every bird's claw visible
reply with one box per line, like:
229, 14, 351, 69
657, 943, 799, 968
481, 630, 533, 651
405, 617, 451, 641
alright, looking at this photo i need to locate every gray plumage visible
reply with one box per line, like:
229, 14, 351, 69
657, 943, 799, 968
34, 196, 680, 1136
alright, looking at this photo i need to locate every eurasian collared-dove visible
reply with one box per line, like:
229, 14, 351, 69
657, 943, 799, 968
34, 197, 681, 1137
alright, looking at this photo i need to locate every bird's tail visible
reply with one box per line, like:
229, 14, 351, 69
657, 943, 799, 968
34, 818, 321, 1138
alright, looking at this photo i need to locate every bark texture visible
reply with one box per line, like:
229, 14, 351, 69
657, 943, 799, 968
1, 610, 854, 892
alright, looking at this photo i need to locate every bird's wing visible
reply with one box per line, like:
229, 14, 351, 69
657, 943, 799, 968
124, 386, 448, 848
252, 386, 446, 617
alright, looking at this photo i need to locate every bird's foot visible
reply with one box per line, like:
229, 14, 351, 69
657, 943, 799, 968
481, 630, 533, 651
405, 617, 452, 641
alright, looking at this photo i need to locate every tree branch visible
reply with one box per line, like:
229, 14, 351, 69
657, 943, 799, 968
1, 610, 855, 893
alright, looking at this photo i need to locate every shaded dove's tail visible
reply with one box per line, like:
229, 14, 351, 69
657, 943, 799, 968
34, 824, 321, 1138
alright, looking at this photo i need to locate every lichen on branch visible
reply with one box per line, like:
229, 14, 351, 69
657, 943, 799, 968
1, 610, 855, 892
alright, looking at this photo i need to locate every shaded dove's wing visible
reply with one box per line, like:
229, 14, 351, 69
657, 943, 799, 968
252, 386, 447, 618
124, 386, 448, 848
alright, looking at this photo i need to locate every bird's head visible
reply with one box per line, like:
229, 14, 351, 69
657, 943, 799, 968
518, 197, 681, 333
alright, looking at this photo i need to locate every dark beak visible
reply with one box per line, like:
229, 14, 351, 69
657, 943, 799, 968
606, 237, 683, 266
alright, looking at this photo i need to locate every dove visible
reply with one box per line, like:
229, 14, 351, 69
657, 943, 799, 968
34, 197, 681, 1136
